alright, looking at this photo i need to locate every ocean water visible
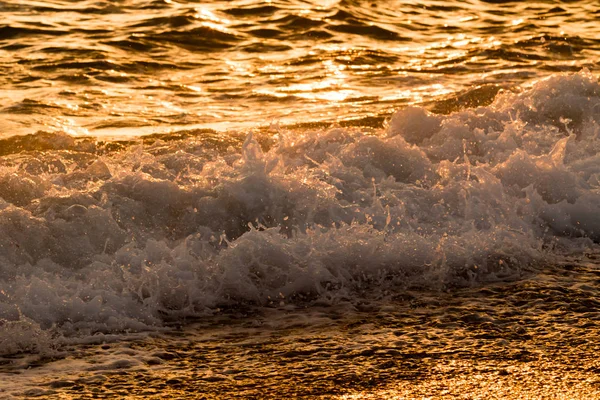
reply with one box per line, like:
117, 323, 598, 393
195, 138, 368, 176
1, 0, 600, 398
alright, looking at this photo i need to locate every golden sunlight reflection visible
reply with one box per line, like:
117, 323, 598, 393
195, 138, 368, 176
199, 21, 233, 33
194, 8, 230, 24
2, 1, 600, 399
1, 0, 597, 137
251, 50, 358, 102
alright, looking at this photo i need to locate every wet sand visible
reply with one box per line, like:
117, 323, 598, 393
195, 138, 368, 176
2, 257, 599, 399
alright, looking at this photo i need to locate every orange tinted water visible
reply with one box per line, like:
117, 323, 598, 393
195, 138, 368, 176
1, 0, 598, 137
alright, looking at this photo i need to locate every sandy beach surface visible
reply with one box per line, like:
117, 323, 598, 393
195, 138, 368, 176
2, 256, 599, 399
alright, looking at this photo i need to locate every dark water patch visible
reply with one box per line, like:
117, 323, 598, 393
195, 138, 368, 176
124, 61, 188, 72
55, 74, 92, 83
138, 0, 173, 10
284, 54, 322, 66
344, 95, 380, 103
274, 15, 325, 29
479, 0, 521, 4
204, 85, 245, 93
478, 16, 509, 25
103, 38, 156, 52
23, 3, 124, 14
2, 99, 65, 115
327, 24, 406, 41
130, 15, 196, 29
224, 5, 280, 17
41, 5, 124, 15
94, 75, 133, 84
476, 24, 513, 35
0, 1, 21, 11
0, 25, 69, 40
477, 48, 550, 63
540, 6, 568, 15
440, 25, 463, 32
70, 28, 118, 36
211, 93, 248, 101
11, 75, 42, 84
276, 113, 387, 131
396, 21, 431, 32
513, 35, 594, 54
1, 43, 31, 51
91, 118, 155, 129
288, 29, 334, 40
242, 42, 292, 53
512, 23, 541, 34
328, 10, 359, 22
543, 42, 577, 57
39, 47, 108, 56
513, 35, 556, 48
22, 5, 63, 13
247, 28, 283, 39
31, 60, 121, 72
541, 64, 591, 73
337, 114, 387, 128
147, 27, 241, 51
423, 4, 465, 12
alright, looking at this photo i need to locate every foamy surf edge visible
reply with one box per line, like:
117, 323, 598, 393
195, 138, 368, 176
1, 70, 599, 354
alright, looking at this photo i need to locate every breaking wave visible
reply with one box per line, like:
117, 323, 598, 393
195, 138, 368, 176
1, 70, 600, 353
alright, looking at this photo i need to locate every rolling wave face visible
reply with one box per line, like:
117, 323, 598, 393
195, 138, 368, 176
1, 71, 599, 353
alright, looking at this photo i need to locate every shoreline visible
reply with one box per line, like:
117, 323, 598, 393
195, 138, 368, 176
2, 258, 599, 399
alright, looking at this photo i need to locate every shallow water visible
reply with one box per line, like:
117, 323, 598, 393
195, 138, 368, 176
1, 0, 599, 136
1, 0, 600, 398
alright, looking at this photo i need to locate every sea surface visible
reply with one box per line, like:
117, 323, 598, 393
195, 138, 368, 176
1, 0, 600, 398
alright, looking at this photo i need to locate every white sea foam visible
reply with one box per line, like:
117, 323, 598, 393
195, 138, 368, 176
0, 70, 599, 353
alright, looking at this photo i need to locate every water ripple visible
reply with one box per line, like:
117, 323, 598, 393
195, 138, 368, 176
0, 0, 598, 135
